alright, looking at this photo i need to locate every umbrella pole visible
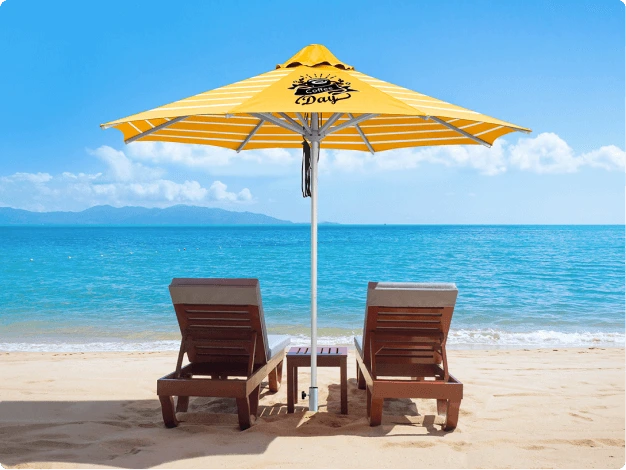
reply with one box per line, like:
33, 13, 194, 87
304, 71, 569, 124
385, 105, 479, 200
309, 113, 319, 412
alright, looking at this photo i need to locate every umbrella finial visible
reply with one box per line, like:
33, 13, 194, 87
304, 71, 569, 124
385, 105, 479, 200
277, 44, 353, 70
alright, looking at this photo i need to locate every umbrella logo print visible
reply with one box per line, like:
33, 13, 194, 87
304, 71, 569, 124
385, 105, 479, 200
289, 75, 357, 105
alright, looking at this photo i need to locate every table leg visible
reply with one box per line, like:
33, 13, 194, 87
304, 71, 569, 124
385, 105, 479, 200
340, 357, 348, 414
293, 366, 298, 403
287, 362, 295, 413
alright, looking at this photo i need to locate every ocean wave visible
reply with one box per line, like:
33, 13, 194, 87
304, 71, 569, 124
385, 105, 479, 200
0, 329, 623, 352
0, 341, 182, 353
447, 329, 625, 348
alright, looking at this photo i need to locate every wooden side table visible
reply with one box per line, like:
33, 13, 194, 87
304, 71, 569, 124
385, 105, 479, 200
286, 346, 348, 414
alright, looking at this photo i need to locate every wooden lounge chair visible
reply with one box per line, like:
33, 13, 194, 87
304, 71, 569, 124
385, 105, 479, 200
157, 278, 290, 430
354, 282, 463, 430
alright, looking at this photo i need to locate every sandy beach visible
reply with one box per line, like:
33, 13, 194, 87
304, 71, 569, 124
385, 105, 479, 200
0, 347, 623, 469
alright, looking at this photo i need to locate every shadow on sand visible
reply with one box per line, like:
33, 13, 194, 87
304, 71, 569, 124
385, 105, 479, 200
0, 379, 450, 468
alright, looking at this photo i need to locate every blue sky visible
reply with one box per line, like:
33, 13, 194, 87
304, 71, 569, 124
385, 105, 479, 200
0, 0, 623, 223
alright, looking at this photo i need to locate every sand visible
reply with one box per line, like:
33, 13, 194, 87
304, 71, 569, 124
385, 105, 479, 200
0, 348, 623, 469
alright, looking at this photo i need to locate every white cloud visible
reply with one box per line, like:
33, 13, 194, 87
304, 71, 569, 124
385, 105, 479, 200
508, 133, 625, 174
580, 145, 626, 171
238, 187, 253, 201
89, 146, 164, 182
116, 132, 624, 178
320, 140, 507, 176
509, 132, 577, 173
208, 181, 253, 202
321, 133, 625, 176
0, 147, 254, 211
1, 132, 622, 212
329, 151, 368, 172
1, 172, 53, 184
126, 142, 298, 176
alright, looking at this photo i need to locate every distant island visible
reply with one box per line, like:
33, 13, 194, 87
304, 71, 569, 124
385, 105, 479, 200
0, 205, 293, 225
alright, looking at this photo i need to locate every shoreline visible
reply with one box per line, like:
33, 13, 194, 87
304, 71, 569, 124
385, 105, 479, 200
1, 330, 624, 353
1, 347, 624, 468
2, 343, 625, 353
0, 342, 626, 359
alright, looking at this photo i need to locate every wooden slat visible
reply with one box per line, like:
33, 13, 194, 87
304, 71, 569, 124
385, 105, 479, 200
194, 344, 248, 352
376, 321, 442, 329
373, 334, 442, 342
183, 304, 253, 312
192, 339, 253, 347
372, 378, 463, 400
376, 307, 444, 314
376, 314, 442, 321
186, 327, 252, 338
287, 346, 349, 356
378, 350, 435, 356
374, 328, 442, 337
157, 375, 248, 398
376, 341, 439, 348
195, 349, 249, 357
185, 312, 251, 319
183, 327, 257, 339
186, 319, 252, 327
190, 357, 251, 367
375, 357, 439, 365
378, 353, 436, 359
378, 343, 441, 349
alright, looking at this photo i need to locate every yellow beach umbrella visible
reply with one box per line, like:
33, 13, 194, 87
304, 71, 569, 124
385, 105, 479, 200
102, 44, 530, 411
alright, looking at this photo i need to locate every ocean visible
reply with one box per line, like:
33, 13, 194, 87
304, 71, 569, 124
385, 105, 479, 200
0, 225, 623, 351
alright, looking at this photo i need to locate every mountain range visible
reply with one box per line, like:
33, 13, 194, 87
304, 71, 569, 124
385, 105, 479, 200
0, 205, 293, 225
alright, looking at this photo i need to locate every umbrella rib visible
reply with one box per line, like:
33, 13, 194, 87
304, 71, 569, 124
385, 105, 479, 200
348, 113, 374, 154
124, 116, 189, 144
250, 113, 304, 135
319, 113, 343, 135
323, 113, 378, 137
426, 116, 492, 148
236, 118, 265, 153
278, 113, 303, 131
295, 113, 311, 133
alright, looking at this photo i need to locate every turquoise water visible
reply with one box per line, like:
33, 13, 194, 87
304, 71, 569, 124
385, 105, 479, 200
0, 225, 624, 350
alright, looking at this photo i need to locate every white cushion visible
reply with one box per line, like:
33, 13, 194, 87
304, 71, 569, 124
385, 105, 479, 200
169, 278, 261, 306
354, 335, 363, 357
367, 282, 458, 308
267, 335, 291, 359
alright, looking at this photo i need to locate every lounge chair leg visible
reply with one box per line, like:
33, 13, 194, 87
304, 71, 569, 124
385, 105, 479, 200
268, 360, 283, 393
159, 395, 179, 428
436, 399, 447, 417
369, 398, 384, 426
357, 361, 366, 389
443, 400, 461, 431
236, 396, 252, 430
268, 368, 278, 392
249, 385, 261, 417
366, 387, 372, 418
276, 360, 283, 386
176, 396, 189, 413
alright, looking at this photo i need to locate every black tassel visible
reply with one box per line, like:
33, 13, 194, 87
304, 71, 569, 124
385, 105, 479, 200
301, 139, 311, 198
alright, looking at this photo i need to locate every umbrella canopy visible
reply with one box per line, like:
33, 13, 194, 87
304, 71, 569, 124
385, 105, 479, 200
101, 44, 529, 152
102, 44, 530, 412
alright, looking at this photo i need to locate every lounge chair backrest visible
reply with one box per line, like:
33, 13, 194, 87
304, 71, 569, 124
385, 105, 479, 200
169, 278, 270, 369
363, 282, 458, 376
367, 282, 458, 309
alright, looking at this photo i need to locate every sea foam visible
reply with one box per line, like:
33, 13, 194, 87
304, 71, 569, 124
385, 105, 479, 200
0, 329, 623, 352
